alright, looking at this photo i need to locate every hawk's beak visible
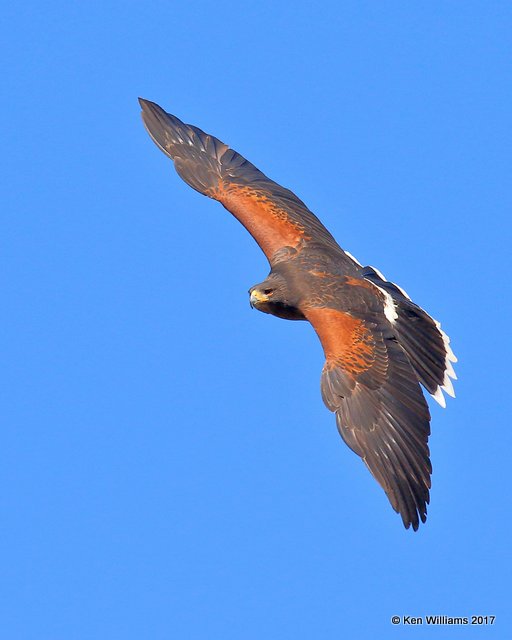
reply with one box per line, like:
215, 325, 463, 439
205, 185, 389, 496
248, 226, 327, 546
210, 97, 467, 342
250, 289, 269, 308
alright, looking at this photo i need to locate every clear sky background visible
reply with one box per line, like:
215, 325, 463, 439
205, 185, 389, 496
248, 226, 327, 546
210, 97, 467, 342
2, 2, 511, 638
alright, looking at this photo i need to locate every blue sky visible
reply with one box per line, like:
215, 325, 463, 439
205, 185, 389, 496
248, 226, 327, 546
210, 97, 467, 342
2, 2, 511, 637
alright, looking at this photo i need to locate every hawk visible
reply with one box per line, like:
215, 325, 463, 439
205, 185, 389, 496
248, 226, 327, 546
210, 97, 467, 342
139, 98, 456, 530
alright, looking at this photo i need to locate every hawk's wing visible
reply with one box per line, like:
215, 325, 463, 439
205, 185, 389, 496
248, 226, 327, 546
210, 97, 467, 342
139, 98, 342, 265
304, 306, 431, 531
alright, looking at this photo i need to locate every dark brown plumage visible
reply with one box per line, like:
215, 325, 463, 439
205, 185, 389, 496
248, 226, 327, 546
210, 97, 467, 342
139, 98, 457, 531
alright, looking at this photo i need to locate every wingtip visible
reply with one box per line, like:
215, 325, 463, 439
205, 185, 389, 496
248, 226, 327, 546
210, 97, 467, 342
402, 509, 426, 532
138, 97, 153, 111
138, 98, 173, 128
138, 97, 165, 115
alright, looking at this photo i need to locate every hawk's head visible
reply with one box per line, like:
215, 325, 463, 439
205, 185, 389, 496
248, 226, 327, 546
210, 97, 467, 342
249, 273, 305, 321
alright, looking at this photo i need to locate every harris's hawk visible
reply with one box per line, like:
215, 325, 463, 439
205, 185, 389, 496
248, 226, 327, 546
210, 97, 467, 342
139, 98, 456, 531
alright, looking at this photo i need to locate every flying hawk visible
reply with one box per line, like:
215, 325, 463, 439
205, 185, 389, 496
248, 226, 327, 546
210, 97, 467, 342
139, 98, 456, 531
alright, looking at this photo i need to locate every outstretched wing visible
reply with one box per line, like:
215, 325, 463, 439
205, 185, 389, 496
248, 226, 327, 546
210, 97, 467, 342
139, 98, 340, 264
305, 305, 431, 530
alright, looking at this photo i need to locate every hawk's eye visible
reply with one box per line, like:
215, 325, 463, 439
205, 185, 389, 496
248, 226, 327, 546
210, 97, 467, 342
263, 288, 273, 295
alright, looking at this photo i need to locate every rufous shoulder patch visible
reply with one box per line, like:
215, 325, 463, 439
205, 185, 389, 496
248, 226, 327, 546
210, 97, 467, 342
305, 308, 376, 377
215, 182, 308, 261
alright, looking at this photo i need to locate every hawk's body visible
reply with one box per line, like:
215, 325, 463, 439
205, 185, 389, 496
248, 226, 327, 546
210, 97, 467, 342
139, 98, 456, 530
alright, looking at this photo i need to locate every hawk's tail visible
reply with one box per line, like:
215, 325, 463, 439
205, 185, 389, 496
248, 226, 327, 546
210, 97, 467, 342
362, 266, 457, 407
